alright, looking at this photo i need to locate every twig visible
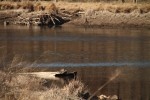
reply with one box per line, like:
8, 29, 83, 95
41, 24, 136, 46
50, 16, 55, 25
54, 17, 60, 22
88, 71, 120, 100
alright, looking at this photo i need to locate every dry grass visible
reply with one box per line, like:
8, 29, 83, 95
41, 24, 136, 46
0, 1, 149, 13
0, 1, 57, 12
0, 55, 44, 99
0, 70, 86, 100
17, 80, 86, 100
0, 55, 87, 100
56, 2, 150, 13
103, 4, 138, 13
63, 80, 86, 96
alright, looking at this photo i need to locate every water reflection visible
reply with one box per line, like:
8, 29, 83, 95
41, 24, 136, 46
0, 25, 150, 63
32, 62, 150, 67
0, 25, 150, 100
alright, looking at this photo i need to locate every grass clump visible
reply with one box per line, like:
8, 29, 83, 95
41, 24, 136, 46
0, 1, 150, 13
21, 80, 87, 100
0, 70, 87, 100
20, 1, 34, 11
138, 4, 150, 13
0, 56, 88, 100
0, 1, 57, 12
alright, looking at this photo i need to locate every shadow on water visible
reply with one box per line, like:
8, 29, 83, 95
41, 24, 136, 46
0, 25, 150, 100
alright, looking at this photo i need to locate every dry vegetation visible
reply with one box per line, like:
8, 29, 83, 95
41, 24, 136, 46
0, 1, 149, 13
56, 2, 150, 13
0, 1, 150, 26
0, 67, 87, 100
0, 1, 57, 12
0, 56, 88, 100
0, 69, 87, 100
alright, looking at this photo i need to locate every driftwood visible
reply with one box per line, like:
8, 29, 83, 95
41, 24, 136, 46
2, 8, 82, 27
12, 11, 70, 27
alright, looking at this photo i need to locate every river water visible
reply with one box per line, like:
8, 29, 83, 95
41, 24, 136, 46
0, 25, 150, 100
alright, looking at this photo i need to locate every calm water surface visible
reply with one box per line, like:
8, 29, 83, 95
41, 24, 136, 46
0, 25, 150, 100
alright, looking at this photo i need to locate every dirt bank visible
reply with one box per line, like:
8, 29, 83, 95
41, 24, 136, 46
69, 10, 150, 28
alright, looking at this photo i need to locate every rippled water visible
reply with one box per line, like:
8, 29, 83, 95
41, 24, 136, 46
0, 25, 150, 100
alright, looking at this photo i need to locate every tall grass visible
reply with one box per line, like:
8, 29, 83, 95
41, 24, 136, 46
0, 56, 87, 100
0, 70, 87, 100
0, 1, 149, 13
17, 80, 86, 100
0, 1, 57, 12
0, 0, 150, 3
55, 2, 150, 13
46, 2, 149, 14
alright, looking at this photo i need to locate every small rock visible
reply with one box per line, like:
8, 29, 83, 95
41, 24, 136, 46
99, 94, 109, 100
110, 95, 118, 100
